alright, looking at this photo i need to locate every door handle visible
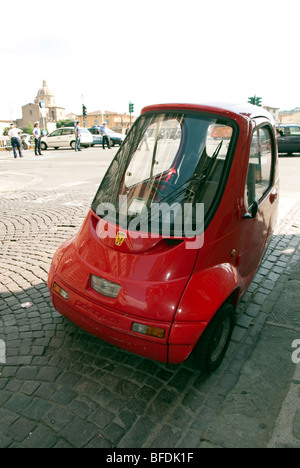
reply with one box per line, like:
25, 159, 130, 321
270, 190, 278, 204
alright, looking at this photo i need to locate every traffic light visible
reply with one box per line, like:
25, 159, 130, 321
129, 102, 134, 114
255, 96, 262, 106
248, 95, 262, 106
82, 105, 87, 117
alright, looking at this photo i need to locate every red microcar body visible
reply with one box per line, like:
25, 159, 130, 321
48, 103, 279, 372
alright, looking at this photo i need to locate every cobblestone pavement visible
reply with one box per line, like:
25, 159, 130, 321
0, 189, 300, 448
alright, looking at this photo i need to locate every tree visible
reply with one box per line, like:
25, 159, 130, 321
56, 119, 75, 128
20, 122, 33, 135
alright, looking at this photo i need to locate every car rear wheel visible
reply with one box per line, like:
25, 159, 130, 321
71, 141, 76, 150
193, 303, 235, 374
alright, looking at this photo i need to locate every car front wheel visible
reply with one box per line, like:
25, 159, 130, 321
192, 303, 235, 374
41, 142, 47, 151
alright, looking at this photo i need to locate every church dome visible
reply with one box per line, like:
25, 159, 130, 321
35, 81, 55, 106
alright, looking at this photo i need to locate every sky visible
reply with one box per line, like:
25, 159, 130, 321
0, 0, 299, 120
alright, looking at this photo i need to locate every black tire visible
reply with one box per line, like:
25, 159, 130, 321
41, 142, 47, 151
70, 141, 76, 150
193, 303, 235, 374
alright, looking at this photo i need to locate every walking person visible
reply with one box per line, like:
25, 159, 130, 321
8, 123, 23, 158
75, 121, 81, 152
32, 122, 42, 156
100, 122, 110, 149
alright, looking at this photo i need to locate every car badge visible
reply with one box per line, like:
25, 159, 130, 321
115, 231, 126, 247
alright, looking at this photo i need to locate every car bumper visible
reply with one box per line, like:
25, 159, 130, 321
48, 268, 207, 364
49, 269, 170, 362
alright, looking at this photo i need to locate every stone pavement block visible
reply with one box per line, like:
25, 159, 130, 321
8, 417, 37, 443
21, 398, 52, 421
23, 426, 57, 448
149, 424, 182, 448
118, 417, 155, 448
42, 406, 75, 432
88, 406, 115, 429
59, 417, 99, 448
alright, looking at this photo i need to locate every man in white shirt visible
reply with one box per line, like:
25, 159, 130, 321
8, 123, 23, 158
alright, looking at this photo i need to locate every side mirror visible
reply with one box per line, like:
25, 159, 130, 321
243, 196, 258, 219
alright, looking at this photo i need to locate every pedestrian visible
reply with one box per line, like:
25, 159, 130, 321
32, 122, 42, 156
100, 122, 110, 149
75, 121, 81, 152
8, 123, 23, 158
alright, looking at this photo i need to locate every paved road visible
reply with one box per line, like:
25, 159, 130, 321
0, 148, 300, 448
0, 146, 117, 194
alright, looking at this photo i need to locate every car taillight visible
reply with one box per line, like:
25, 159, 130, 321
53, 283, 69, 301
132, 323, 165, 339
91, 275, 121, 298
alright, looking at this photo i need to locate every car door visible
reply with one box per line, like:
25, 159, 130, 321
277, 126, 300, 154
61, 128, 74, 147
47, 129, 63, 148
238, 123, 278, 280
287, 126, 300, 153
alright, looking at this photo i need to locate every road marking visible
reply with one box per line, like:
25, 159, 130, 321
59, 181, 86, 187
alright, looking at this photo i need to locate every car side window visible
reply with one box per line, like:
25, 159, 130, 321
50, 130, 62, 137
245, 126, 274, 210
61, 128, 73, 135
290, 126, 300, 136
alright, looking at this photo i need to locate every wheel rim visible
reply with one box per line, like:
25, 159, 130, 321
211, 316, 231, 363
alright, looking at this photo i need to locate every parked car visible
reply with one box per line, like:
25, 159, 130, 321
276, 124, 300, 155
48, 103, 279, 374
88, 126, 126, 147
41, 127, 93, 150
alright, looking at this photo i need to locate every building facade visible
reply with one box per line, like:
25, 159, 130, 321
17, 81, 66, 132
278, 108, 300, 124
263, 105, 280, 123
79, 110, 135, 133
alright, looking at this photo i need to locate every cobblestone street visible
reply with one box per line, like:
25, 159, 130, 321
1, 162, 300, 448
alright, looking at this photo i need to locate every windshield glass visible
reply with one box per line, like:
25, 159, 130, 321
92, 111, 236, 237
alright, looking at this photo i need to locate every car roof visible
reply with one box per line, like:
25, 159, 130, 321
53, 126, 88, 130
141, 102, 274, 124
276, 123, 300, 127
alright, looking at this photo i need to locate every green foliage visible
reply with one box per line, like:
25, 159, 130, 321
56, 119, 75, 128
20, 122, 34, 135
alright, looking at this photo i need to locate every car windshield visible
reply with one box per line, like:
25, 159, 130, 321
92, 111, 237, 236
